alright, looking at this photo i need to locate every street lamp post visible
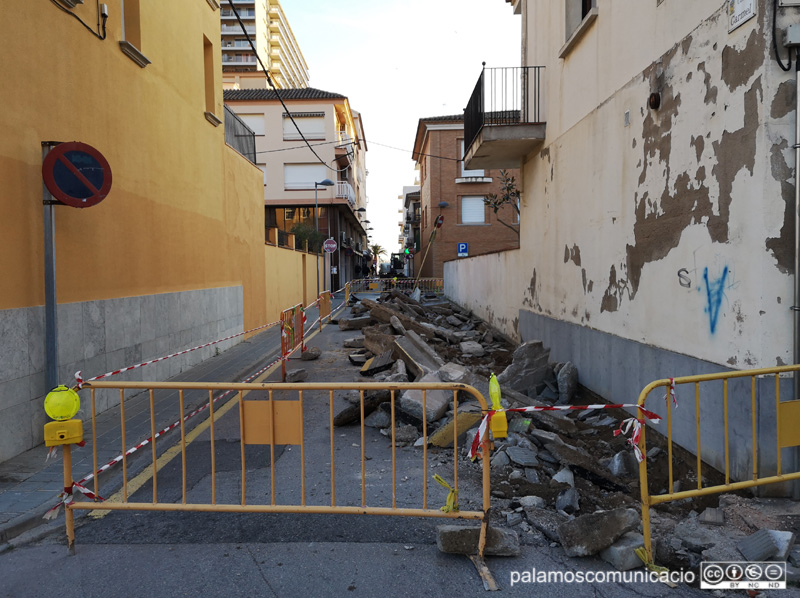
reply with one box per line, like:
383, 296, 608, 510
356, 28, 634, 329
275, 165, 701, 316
314, 179, 335, 299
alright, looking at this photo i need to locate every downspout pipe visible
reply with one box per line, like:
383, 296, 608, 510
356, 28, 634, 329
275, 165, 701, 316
795, 46, 800, 403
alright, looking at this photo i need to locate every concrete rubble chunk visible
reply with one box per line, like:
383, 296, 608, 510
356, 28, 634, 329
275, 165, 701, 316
556, 361, 578, 405
506, 446, 540, 467
555, 488, 580, 514
446, 315, 462, 327
496, 340, 551, 395
507, 512, 524, 526
398, 372, 451, 423
362, 298, 431, 337
392, 424, 419, 445
285, 368, 308, 382
557, 508, 640, 557
428, 412, 483, 448
436, 525, 520, 557
393, 330, 445, 378
338, 315, 373, 330
343, 337, 365, 349
530, 429, 564, 446
389, 315, 406, 335
491, 450, 510, 468
459, 340, 485, 357
300, 346, 321, 361
333, 390, 391, 427
524, 507, 567, 542
519, 495, 546, 509
437, 362, 469, 384
364, 408, 391, 429
608, 450, 639, 479
362, 326, 397, 355
698, 507, 725, 526
674, 520, 718, 553
348, 353, 368, 366
360, 350, 395, 376
552, 467, 575, 487
600, 532, 645, 571
769, 530, 796, 561
545, 442, 629, 492
738, 529, 781, 561
525, 468, 541, 484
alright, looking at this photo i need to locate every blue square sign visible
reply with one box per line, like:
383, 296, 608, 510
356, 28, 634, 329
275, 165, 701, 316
457, 242, 468, 257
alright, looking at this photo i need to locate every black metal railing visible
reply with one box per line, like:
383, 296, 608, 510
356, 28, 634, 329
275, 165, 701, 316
463, 65, 545, 154
224, 104, 256, 164
278, 229, 290, 247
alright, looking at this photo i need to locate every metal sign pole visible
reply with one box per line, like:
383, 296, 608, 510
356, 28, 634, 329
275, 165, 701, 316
42, 142, 60, 390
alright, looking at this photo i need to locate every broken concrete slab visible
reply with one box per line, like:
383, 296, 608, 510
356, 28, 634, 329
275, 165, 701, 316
360, 350, 395, 377
362, 298, 431, 337
552, 467, 575, 487
428, 412, 483, 448
338, 315, 372, 330
698, 507, 725, 526
519, 495, 546, 509
524, 506, 567, 542
545, 442, 629, 492
393, 330, 445, 378
364, 408, 391, 429
558, 508, 640, 557
398, 372, 451, 423
362, 326, 397, 356
506, 446, 540, 468
770, 530, 796, 561
436, 525, 520, 557
600, 532, 645, 571
459, 340, 485, 357
333, 390, 391, 427
343, 337, 365, 349
348, 353, 368, 366
497, 341, 550, 395
674, 520, 719, 553
491, 450, 510, 468
738, 529, 781, 561
437, 362, 469, 384
389, 315, 406, 335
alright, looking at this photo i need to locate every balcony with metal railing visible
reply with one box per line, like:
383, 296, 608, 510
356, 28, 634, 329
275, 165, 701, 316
336, 181, 355, 207
223, 105, 256, 164
463, 65, 546, 170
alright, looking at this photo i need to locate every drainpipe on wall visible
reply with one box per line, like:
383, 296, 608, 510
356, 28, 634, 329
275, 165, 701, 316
795, 45, 800, 404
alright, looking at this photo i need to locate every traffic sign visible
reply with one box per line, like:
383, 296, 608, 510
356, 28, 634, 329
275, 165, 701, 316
42, 142, 112, 208
323, 238, 338, 253
457, 242, 469, 257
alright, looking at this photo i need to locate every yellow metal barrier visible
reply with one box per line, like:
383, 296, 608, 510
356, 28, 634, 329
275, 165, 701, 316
637, 364, 800, 563
317, 291, 332, 329
280, 303, 305, 381
346, 278, 444, 295
64, 380, 493, 555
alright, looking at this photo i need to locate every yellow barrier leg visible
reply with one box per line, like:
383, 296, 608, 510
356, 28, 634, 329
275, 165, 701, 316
63, 444, 75, 555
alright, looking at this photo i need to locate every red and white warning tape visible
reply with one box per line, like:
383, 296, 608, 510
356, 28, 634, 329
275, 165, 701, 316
666, 378, 677, 408
468, 403, 662, 463
74, 319, 281, 389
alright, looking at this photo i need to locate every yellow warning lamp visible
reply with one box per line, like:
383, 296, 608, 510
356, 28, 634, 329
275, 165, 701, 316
43, 386, 83, 447
488, 373, 508, 439
44, 386, 81, 421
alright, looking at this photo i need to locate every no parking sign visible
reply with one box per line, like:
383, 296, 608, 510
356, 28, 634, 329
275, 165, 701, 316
42, 142, 112, 208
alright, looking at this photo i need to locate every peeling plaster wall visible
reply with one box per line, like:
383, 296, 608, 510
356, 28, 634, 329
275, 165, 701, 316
483, 0, 794, 370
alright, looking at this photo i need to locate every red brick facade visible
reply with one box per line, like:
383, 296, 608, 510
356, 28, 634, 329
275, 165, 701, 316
411, 116, 520, 278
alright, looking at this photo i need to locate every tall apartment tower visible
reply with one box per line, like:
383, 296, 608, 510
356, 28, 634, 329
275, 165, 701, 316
220, 0, 309, 90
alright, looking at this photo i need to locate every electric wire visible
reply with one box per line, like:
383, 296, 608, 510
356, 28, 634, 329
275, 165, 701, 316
49, 0, 107, 40
774, 0, 792, 72
226, 0, 347, 173
255, 137, 464, 164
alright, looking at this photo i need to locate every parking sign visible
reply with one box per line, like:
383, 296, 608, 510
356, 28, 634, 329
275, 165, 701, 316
457, 242, 468, 257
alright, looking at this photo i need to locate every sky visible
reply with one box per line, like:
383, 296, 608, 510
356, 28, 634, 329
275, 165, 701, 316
280, 0, 522, 254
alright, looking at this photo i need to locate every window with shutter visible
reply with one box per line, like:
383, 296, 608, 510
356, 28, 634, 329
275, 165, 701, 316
460, 196, 486, 224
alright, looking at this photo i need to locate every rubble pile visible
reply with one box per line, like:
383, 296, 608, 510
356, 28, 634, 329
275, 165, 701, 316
333, 290, 799, 574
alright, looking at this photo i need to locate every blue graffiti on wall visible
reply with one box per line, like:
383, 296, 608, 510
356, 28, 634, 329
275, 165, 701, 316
702, 266, 729, 334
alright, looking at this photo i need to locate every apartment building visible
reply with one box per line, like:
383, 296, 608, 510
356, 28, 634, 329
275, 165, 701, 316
221, 0, 309, 90
448, 0, 800, 485
411, 115, 520, 279
1, 1, 266, 462
224, 88, 369, 290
